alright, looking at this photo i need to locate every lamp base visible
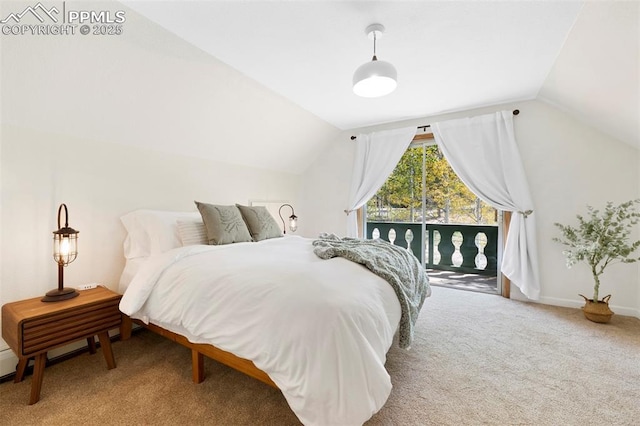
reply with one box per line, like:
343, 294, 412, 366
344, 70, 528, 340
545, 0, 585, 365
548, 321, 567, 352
42, 287, 79, 302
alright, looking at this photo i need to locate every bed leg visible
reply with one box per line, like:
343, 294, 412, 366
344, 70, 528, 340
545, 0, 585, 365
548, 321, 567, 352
120, 315, 132, 341
192, 349, 205, 383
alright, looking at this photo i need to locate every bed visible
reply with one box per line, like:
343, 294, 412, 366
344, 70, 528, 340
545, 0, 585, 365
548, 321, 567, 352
118, 206, 429, 425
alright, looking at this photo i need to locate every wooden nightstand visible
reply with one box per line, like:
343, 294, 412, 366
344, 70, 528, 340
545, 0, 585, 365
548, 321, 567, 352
1, 286, 122, 404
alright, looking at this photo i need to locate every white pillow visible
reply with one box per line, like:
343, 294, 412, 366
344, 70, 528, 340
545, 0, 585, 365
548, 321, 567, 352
177, 218, 208, 246
120, 210, 201, 259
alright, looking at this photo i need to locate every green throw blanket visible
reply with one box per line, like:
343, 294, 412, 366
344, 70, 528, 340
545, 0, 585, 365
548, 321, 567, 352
312, 234, 430, 349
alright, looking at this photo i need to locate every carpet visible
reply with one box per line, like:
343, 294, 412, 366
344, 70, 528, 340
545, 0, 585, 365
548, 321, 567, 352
1, 286, 638, 425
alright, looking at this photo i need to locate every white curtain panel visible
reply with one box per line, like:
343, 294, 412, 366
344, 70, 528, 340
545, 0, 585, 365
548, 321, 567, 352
346, 127, 416, 237
432, 111, 540, 300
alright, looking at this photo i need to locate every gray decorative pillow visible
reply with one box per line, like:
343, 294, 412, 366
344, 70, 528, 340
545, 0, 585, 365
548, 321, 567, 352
195, 201, 253, 245
236, 204, 283, 242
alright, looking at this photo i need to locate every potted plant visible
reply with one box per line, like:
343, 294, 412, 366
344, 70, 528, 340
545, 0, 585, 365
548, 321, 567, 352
553, 199, 640, 323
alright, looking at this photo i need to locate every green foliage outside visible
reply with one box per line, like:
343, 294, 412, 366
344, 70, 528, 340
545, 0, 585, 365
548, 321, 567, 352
367, 145, 497, 225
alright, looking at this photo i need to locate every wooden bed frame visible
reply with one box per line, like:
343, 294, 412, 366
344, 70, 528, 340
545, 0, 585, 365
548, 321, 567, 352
120, 315, 276, 388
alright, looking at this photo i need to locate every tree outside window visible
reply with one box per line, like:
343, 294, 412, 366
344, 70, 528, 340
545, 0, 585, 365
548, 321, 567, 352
366, 145, 496, 225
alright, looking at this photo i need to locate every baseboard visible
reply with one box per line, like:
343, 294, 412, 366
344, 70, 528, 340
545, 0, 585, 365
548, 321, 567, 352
0, 339, 88, 380
538, 296, 640, 319
0, 348, 18, 379
0, 326, 141, 381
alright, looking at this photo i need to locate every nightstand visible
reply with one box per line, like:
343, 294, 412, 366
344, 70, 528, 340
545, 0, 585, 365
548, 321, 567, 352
1, 286, 122, 404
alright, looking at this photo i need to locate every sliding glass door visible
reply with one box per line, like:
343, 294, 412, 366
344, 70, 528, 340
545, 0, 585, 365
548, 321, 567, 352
365, 142, 501, 294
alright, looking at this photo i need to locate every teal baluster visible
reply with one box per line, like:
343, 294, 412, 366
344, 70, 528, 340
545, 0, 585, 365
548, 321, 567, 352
406, 224, 422, 263
484, 226, 498, 274
460, 230, 478, 269
437, 226, 455, 267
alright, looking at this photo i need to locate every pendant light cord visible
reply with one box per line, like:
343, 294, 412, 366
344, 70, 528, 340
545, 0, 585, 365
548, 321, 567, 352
372, 31, 377, 61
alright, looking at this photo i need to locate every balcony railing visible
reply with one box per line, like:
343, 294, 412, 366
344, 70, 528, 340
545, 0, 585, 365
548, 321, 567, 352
366, 221, 498, 276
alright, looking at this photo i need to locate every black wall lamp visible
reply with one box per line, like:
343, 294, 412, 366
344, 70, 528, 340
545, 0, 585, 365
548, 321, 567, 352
43, 204, 79, 302
278, 204, 298, 234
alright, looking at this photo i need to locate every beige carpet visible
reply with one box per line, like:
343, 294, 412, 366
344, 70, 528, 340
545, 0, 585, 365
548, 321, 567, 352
1, 286, 639, 425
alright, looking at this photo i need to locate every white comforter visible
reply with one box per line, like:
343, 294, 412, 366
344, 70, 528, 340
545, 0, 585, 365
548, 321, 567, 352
119, 236, 401, 426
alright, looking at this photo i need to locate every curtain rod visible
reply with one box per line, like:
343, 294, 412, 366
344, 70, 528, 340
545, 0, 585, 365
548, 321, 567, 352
349, 109, 520, 140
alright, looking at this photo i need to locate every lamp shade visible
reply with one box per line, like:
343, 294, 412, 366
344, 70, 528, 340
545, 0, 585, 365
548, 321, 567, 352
53, 228, 78, 266
353, 58, 397, 98
289, 214, 298, 233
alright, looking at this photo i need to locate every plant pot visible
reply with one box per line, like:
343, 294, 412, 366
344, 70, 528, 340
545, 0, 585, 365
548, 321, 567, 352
579, 294, 614, 323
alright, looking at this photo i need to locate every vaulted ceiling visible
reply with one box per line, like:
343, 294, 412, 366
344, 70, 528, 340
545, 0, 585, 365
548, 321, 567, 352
123, 1, 638, 149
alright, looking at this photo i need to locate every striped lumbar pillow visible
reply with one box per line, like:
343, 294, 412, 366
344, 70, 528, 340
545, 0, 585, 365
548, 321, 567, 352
177, 219, 208, 246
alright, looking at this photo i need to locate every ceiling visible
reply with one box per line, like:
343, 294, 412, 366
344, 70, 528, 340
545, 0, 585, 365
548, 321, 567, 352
123, 1, 639, 148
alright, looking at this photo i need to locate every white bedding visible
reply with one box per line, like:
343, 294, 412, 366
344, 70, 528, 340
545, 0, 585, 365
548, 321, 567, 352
120, 235, 402, 426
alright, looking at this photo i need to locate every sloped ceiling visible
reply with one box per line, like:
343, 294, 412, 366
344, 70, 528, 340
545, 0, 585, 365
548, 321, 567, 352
0, 1, 342, 175
538, 1, 639, 149
123, 0, 637, 148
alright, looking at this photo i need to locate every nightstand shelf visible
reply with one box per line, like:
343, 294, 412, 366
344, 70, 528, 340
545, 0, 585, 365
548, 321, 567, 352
1, 286, 122, 404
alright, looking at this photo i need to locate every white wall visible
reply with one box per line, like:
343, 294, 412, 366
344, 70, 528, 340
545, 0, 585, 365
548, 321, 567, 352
0, 1, 334, 375
538, 1, 639, 149
299, 100, 640, 317
1, 124, 299, 302
516, 101, 638, 315
0, 2, 338, 175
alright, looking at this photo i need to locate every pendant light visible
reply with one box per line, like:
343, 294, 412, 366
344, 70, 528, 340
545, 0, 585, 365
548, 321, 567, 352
353, 23, 397, 98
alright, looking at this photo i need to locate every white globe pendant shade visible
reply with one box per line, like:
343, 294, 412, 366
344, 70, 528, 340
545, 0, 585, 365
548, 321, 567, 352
352, 58, 397, 98
352, 23, 397, 98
